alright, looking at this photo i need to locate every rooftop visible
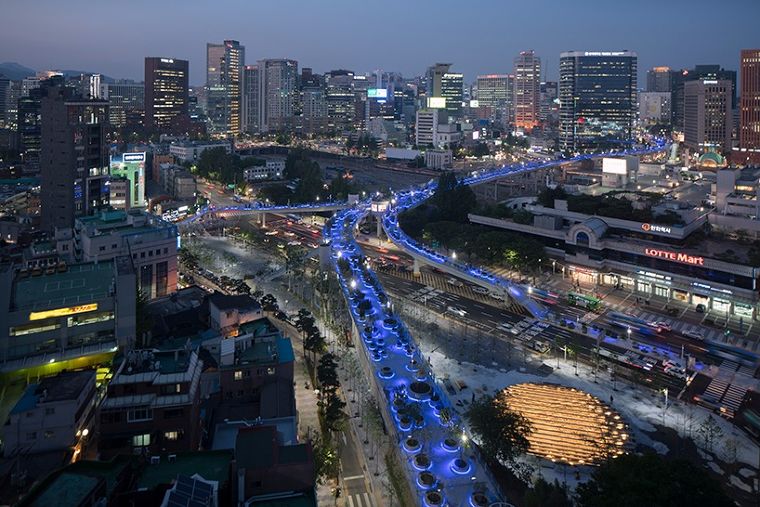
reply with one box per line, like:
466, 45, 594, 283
76, 209, 175, 238
13, 260, 115, 311
238, 337, 294, 366
235, 426, 310, 470
247, 491, 316, 507
209, 293, 261, 312
136, 450, 233, 490
30, 472, 100, 507
11, 371, 94, 415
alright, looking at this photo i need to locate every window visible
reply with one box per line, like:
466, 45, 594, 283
44, 430, 54, 439
45, 407, 55, 415
132, 433, 151, 447
234, 370, 243, 381
26, 432, 37, 441
112, 243, 118, 249
267, 367, 276, 375
140, 252, 145, 258
127, 407, 153, 422
163, 408, 183, 419
161, 383, 181, 394
155, 249, 161, 256
99, 246, 106, 252
163, 248, 168, 254
164, 431, 179, 441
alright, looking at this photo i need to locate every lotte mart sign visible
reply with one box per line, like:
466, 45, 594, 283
644, 248, 704, 266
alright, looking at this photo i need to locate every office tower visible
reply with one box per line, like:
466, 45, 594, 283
17, 75, 65, 169
242, 65, 260, 134
300, 71, 326, 134
639, 92, 672, 126
40, 86, 110, 231
539, 81, 559, 127
426, 63, 451, 98
144, 57, 189, 131
415, 109, 439, 146
513, 50, 541, 131
476, 74, 513, 126
105, 80, 145, 127
440, 72, 464, 119
559, 51, 638, 152
206, 40, 245, 136
672, 65, 737, 128
75, 73, 102, 99
0, 75, 12, 129
739, 49, 760, 164
646, 67, 673, 92
684, 78, 732, 154
254, 59, 298, 133
325, 70, 355, 132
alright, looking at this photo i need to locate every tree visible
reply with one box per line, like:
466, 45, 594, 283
313, 436, 341, 484
465, 394, 532, 466
260, 293, 279, 312
696, 415, 724, 453
575, 453, 733, 507
524, 478, 572, 507
322, 392, 347, 432
317, 353, 340, 393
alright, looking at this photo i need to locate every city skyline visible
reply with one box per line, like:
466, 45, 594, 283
1, 0, 758, 85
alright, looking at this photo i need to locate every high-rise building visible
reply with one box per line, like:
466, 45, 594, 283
539, 81, 559, 128
105, 80, 144, 128
739, 49, 760, 164
639, 91, 672, 126
513, 50, 541, 131
415, 109, 439, 146
242, 65, 259, 134
425, 63, 451, 98
301, 71, 327, 134
476, 74, 513, 127
440, 72, 464, 120
672, 65, 737, 129
684, 78, 732, 154
144, 57, 189, 131
0, 75, 13, 129
325, 70, 356, 133
559, 51, 638, 152
206, 41, 245, 137
646, 67, 673, 92
17, 75, 65, 170
40, 86, 110, 231
257, 59, 298, 133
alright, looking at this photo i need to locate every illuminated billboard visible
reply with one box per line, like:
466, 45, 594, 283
367, 88, 388, 99
469, 100, 479, 108
427, 97, 446, 109
110, 152, 146, 208
30, 303, 99, 321
602, 158, 627, 175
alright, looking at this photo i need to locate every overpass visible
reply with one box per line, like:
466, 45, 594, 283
380, 140, 670, 319
178, 201, 349, 234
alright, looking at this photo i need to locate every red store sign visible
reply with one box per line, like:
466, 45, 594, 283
644, 248, 704, 266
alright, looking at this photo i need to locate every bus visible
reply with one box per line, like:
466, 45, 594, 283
529, 287, 560, 305
567, 292, 602, 311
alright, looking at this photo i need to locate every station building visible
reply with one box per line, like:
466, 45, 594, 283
471, 200, 759, 318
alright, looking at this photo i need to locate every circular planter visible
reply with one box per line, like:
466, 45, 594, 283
414, 370, 428, 381
413, 453, 431, 471
392, 398, 406, 412
417, 471, 436, 490
442, 438, 459, 452
370, 352, 382, 362
451, 457, 471, 475
408, 381, 433, 401
398, 416, 413, 431
424, 490, 444, 506
471, 492, 489, 507
404, 437, 421, 453
379, 367, 394, 379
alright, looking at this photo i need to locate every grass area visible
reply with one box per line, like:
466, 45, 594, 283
385, 450, 416, 507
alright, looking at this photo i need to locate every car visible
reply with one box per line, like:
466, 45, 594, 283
472, 286, 489, 295
655, 322, 672, 332
446, 306, 467, 317
695, 303, 706, 313
287, 240, 302, 246
447, 278, 464, 288
489, 292, 505, 302
683, 330, 705, 341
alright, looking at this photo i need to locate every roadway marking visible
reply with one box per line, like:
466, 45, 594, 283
343, 474, 365, 481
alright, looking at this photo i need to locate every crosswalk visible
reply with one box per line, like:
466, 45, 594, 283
346, 492, 374, 507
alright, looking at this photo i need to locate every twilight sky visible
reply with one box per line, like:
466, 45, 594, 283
1, 0, 758, 86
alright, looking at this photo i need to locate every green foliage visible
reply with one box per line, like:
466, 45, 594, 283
313, 436, 341, 483
317, 353, 340, 393
465, 394, 532, 465
260, 293, 279, 311
537, 186, 568, 208
575, 453, 733, 507
193, 146, 247, 185
322, 392, 347, 432
524, 478, 572, 507
431, 172, 477, 222
512, 209, 534, 225
468, 142, 491, 158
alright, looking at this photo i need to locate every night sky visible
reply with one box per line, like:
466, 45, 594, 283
1, 0, 758, 85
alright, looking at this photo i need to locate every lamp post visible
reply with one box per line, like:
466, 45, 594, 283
460, 431, 468, 459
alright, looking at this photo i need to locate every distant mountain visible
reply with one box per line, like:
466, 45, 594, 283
0, 62, 116, 83
0, 62, 36, 80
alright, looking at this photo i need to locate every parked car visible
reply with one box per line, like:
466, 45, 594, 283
695, 303, 706, 313
683, 330, 705, 341
447, 277, 464, 288
447, 306, 467, 317
472, 286, 489, 295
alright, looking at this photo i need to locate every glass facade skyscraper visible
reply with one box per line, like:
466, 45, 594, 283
559, 51, 637, 153
206, 40, 245, 137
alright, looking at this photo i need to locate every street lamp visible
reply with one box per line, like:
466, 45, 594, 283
552, 260, 556, 274
626, 327, 632, 340
451, 251, 457, 261
350, 279, 357, 290
460, 431, 468, 458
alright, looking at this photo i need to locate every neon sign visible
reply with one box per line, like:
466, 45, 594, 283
641, 223, 671, 234
644, 248, 704, 266
29, 303, 98, 321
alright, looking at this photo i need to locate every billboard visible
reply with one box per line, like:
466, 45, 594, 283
110, 152, 146, 208
602, 158, 627, 175
427, 97, 446, 109
368, 88, 388, 99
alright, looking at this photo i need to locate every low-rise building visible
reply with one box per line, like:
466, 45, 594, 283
208, 293, 263, 336
0, 257, 136, 373
3, 370, 96, 457
424, 149, 453, 170
159, 164, 197, 200
169, 141, 231, 163
71, 209, 178, 299
97, 347, 203, 459
243, 159, 284, 182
